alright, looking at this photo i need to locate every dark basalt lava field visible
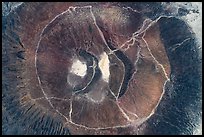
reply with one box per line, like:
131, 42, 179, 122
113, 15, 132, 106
2, 2, 202, 135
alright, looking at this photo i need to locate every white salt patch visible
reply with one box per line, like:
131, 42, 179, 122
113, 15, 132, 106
162, 2, 202, 46
183, 2, 202, 46
70, 59, 87, 77
161, 2, 202, 60
98, 52, 110, 82
193, 118, 202, 135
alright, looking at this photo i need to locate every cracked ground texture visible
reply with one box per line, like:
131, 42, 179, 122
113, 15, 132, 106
2, 2, 202, 135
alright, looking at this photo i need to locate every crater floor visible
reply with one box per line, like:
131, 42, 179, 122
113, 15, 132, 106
2, 2, 202, 135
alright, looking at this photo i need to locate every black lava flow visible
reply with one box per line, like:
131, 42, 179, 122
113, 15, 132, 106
106, 40, 134, 98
